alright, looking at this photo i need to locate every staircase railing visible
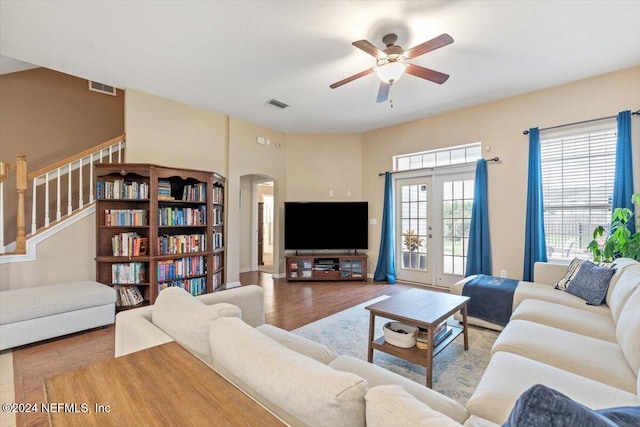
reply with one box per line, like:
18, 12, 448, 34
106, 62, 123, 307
0, 134, 126, 255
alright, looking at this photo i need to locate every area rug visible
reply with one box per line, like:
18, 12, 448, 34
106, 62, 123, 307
292, 295, 499, 404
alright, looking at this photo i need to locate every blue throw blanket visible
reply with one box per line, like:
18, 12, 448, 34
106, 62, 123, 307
462, 274, 519, 326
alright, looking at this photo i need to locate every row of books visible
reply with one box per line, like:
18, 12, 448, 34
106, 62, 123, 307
212, 185, 224, 204
158, 278, 207, 296
417, 322, 453, 348
97, 180, 149, 200
105, 209, 148, 226
182, 183, 207, 202
158, 206, 207, 226
158, 234, 207, 255
112, 262, 147, 284
212, 254, 222, 271
212, 271, 223, 291
111, 233, 148, 256
158, 180, 173, 201
213, 232, 223, 250
157, 256, 205, 281
116, 285, 145, 307
212, 207, 223, 226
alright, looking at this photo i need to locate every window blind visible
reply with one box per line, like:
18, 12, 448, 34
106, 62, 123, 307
540, 124, 617, 260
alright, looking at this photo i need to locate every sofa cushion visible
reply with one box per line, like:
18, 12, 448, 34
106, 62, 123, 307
329, 354, 468, 424
503, 384, 640, 427
0, 281, 116, 324
209, 317, 367, 427
607, 264, 640, 323
151, 287, 241, 365
491, 319, 637, 392
256, 323, 338, 364
510, 299, 617, 342
616, 288, 640, 375
466, 352, 639, 425
512, 282, 611, 314
365, 385, 462, 427
565, 260, 615, 305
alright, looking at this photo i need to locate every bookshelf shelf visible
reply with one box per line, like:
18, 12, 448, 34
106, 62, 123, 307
95, 163, 226, 309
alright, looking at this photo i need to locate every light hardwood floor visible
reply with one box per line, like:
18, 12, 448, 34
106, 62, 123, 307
5, 272, 421, 427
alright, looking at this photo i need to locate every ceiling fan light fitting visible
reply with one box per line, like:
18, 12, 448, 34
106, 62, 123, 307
376, 61, 407, 84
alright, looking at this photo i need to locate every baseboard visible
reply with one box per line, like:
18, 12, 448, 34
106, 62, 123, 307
226, 281, 242, 289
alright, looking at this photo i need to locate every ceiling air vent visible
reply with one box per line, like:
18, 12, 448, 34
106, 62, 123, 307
88, 80, 116, 96
265, 98, 289, 109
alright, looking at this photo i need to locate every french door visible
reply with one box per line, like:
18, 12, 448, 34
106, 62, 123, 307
395, 171, 474, 288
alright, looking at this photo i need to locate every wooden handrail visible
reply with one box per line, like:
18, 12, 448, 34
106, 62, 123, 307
0, 162, 16, 183
28, 133, 126, 179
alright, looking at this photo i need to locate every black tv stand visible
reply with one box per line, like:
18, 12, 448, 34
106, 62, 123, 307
285, 253, 367, 282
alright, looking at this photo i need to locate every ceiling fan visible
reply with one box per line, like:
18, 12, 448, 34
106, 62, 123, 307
330, 33, 454, 103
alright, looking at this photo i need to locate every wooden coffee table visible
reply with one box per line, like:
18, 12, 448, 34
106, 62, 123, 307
365, 288, 470, 388
44, 341, 284, 426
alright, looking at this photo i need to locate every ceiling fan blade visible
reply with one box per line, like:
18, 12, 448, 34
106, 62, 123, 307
404, 33, 454, 59
405, 64, 450, 84
329, 68, 375, 89
352, 40, 386, 58
376, 82, 391, 103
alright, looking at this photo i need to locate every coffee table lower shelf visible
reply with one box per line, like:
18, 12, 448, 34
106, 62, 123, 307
370, 325, 464, 366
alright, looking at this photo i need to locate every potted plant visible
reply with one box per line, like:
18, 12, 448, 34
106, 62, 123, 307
588, 193, 640, 262
402, 230, 426, 269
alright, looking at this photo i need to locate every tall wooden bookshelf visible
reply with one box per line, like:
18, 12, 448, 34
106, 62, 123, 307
95, 163, 225, 309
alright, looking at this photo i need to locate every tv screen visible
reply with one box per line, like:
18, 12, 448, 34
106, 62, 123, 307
284, 201, 368, 250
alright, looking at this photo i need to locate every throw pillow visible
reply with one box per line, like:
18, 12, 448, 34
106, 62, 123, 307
502, 384, 640, 427
565, 260, 616, 305
554, 258, 584, 290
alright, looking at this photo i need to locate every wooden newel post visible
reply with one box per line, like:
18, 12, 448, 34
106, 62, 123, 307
15, 154, 27, 254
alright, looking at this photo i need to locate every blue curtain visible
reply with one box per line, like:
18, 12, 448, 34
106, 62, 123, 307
466, 159, 492, 276
374, 172, 396, 283
612, 110, 635, 234
523, 127, 547, 281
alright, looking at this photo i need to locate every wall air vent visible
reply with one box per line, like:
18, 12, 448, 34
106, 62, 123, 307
88, 80, 116, 96
265, 98, 289, 109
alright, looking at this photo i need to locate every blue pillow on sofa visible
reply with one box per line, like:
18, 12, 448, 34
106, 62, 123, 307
502, 384, 640, 427
565, 260, 615, 305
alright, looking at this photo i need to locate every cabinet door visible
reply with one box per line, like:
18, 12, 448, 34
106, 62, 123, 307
288, 258, 313, 280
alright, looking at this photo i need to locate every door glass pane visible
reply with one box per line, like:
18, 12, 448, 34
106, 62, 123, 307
442, 179, 474, 275
400, 183, 428, 271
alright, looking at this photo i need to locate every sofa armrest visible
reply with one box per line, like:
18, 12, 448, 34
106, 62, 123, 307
115, 309, 173, 357
533, 262, 569, 285
196, 285, 265, 327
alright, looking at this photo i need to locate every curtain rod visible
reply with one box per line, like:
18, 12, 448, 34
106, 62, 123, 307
378, 157, 499, 177
523, 110, 640, 135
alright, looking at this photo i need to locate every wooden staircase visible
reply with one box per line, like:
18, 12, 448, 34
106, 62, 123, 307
0, 134, 126, 257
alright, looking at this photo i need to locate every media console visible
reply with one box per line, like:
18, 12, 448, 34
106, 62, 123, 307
285, 254, 367, 282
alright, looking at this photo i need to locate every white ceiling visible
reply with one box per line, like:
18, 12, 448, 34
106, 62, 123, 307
1, 1, 639, 134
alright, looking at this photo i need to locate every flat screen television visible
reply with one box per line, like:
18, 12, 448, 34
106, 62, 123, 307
284, 201, 368, 250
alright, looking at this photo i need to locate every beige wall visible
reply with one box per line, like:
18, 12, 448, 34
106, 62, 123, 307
228, 117, 287, 281
363, 66, 640, 281
0, 68, 124, 244
0, 68, 124, 171
0, 213, 96, 291
124, 89, 228, 176
286, 134, 363, 201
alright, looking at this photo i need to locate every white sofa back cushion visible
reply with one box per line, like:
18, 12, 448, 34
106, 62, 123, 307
616, 287, 640, 375
151, 287, 241, 365
210, 317, 368, 427
365, 385, 462, 427
607, 264, 640, 323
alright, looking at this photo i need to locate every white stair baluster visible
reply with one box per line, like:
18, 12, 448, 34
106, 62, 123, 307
89, 154, 94, 203
67, 162, 73, 215
56, 167, 61, 222
78, 157, 83, 209
44, 172, 50, 228
31, 177, 37, 234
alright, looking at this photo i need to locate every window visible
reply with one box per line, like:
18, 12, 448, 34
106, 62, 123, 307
394, 143, 481, 172
540, 123, 617, 261
442, 178, 474, 275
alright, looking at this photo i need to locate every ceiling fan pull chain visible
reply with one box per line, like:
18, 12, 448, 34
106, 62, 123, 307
389, 85, 394, 108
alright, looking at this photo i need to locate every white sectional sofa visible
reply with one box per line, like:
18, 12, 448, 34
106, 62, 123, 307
115, 258, 640, 426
